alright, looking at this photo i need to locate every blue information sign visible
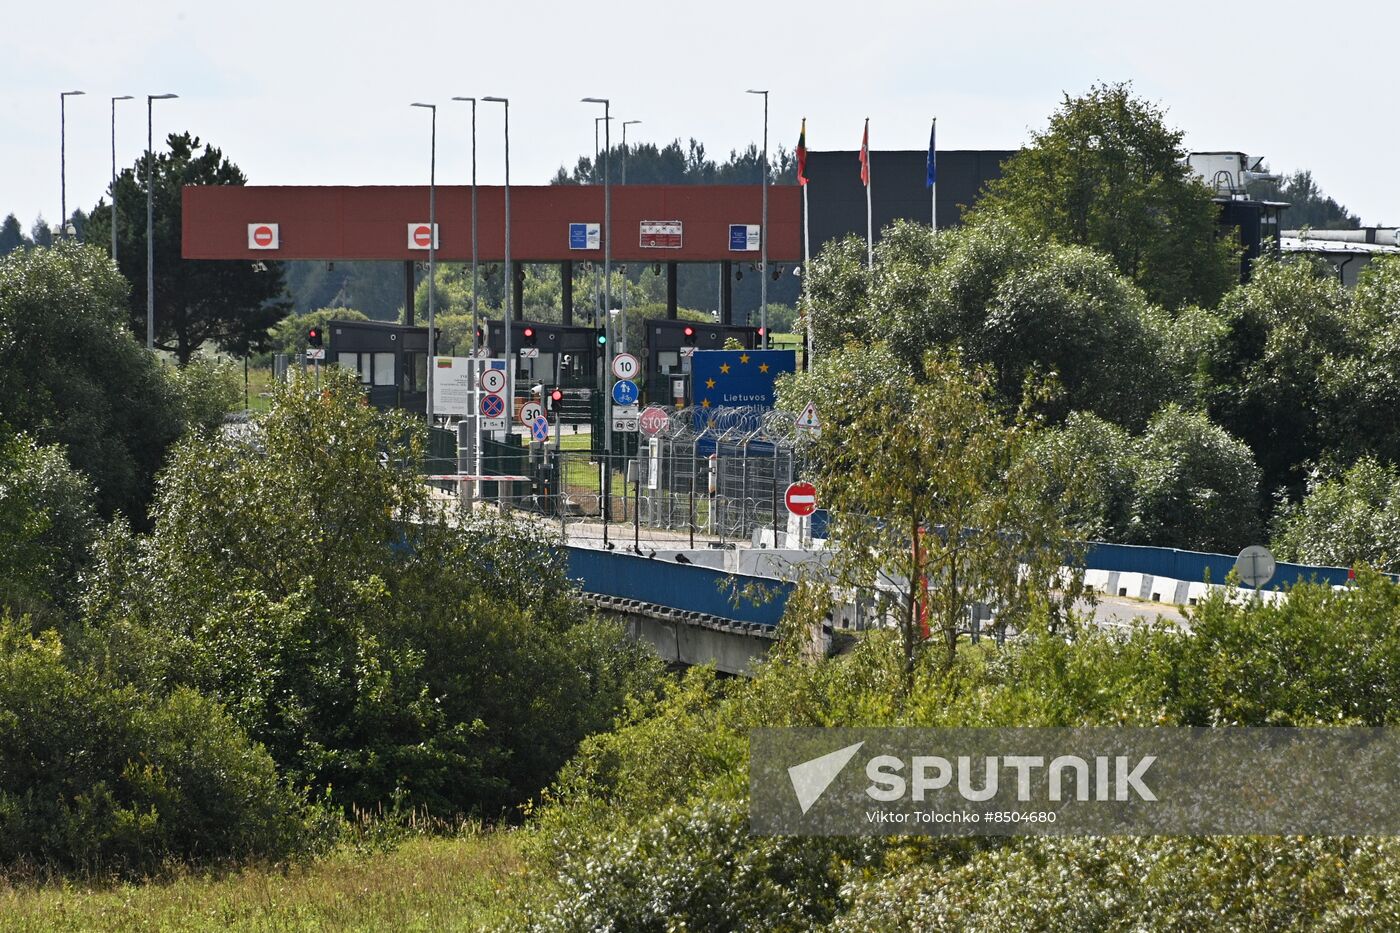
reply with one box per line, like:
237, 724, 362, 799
612, 379, 640, 406
569, 223, 587, 250
689, 349, 796, 429
729, 224, 748, 251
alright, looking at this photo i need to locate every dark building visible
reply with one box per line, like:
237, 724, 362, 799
803, 149, 1014, 255
326, 319, 434, 411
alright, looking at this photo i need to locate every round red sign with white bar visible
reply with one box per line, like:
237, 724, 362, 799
785, 481, 817, 516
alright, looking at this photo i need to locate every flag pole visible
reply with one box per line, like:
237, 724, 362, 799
930, 117, 937, 232
803, 178, 812, 370
863, 118, 873, 269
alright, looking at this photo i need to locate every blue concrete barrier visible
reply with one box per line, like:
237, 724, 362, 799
565, 546, 792, 627
1081, 542, 1353, 590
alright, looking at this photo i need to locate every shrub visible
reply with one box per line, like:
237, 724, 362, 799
0, 615, 310, 875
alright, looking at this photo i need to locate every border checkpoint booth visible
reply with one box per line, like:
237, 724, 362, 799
182, 183, 802, 420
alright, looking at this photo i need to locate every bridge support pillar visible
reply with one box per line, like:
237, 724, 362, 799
403, 260, 415, 326
666, 262, 678, 319
561, 261, 574, 324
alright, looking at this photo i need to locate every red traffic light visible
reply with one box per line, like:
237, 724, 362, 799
683, 325, 695, 337
550, 388, 564, 402
307, 327, 323, 348
522, 326, 535, 338
756, 326, 766, 337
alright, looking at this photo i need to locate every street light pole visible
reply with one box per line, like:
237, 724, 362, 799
146, 93, 177, 353
583, 97, 612, 457
110, 95, 133, 263
593, 115, 610, 328
747, 89, 769, 348
411, 102, 438, 425
621, 119, 641, 184
451, 97, 479, 356
60, 91, 85, 237
483, 97, 511, 411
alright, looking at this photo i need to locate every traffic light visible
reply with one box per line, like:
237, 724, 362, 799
307, 327, 323, 348
595, 329, 607, 347
547, 387, 563, 411
474, 326, 484, 346
522, 325, 537, 347
683, 324, 697, 346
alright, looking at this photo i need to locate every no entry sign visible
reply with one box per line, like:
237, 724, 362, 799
785, 481, 817, 516
406, 223, 439, 250
247, 223, 279, 250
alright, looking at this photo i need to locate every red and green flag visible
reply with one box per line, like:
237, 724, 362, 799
859, 118, 870, 187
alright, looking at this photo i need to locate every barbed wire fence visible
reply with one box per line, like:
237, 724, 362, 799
425, 406, 818, 553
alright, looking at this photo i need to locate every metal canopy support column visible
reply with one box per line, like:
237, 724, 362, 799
561, 261, 574, 324
512, 261, 524, 323
666, 262, 678, 319
721, 260, 734, 325
403, 260, 416, 326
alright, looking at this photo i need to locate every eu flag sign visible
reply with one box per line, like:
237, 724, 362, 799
689, 349, 797, 429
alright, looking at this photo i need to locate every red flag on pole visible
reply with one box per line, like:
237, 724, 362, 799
796, 118, 809, 186
858, 118, 870, 186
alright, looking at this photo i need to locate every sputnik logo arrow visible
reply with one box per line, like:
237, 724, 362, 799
788, 741, 864, 814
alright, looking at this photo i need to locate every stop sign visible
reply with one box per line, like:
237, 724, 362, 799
639, 405, 669, 436
785, 481, 817, 516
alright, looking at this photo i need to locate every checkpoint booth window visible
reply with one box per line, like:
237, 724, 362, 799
644, 318, 758, 403
328, 319, 435, 411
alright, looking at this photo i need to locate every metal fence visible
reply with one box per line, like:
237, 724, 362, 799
424, 406, 816, 549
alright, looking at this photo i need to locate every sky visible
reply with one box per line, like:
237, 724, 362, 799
4, 0, 1397, 231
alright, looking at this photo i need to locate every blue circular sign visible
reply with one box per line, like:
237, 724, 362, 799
480, 392, 505, 418
530, 416, 550, 442
612, 379, 640, 406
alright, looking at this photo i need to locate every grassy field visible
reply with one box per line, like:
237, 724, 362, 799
0, 833, 524, 932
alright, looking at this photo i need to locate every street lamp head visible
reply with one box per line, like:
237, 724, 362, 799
62, 90, 86, 97
482, 96, 508, 103
451, 96, 476, 103
581, 97, 608, 105
410, 102, 435, 110
149, 93, 178, 100
112, 95, 133, 102
746, 89, 768, 95
623, 120, 641, 127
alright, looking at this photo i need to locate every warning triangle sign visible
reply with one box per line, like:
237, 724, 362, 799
796, 401, 821, 433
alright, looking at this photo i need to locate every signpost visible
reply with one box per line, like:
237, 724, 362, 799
639, 220, 683, 249
612, 405, 640, 432
568, 222, 600, 250
406, 223, 439, 249
639, 405, 669, 437
520, 401, 546, 425
785, 481, 817, 516
729, 224, 760, 252
611, 379, 639, 407
519, 347, 539, 359
304, 347, 325, 361
1235, 545, 1276, 590
611, 352, 640, 381
479, 367, 507, 395
247, 223, 279, 249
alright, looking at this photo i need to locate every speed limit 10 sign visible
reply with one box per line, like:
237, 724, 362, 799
611, 352, 640, 381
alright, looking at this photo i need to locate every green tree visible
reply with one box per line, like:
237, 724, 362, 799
0, 243, 184, 521
1205, 255, 1356, 502
780, 346, 1086, 680
83, 368, 659, 816
1128, 404, 1261, 551
0, 214, 26, 255
1272, 457, 1400, 572
805, 220, 1187, 430
975, 81, 1237, 310
1251, 168, 1362, 230
0, 432, 98, 617
264, 306, 369, 360
85, 132, 291, 364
